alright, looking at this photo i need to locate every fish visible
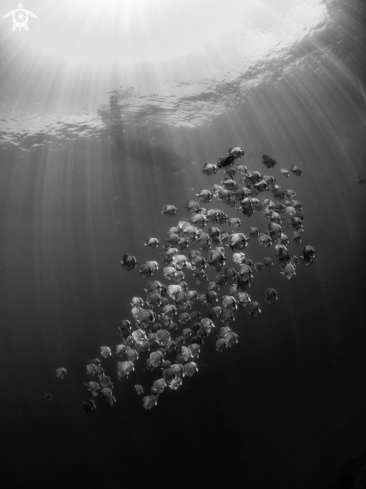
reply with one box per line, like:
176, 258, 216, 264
162, 205, 177, 216
290, 165, 303, 176
253, 262, 264, 272
227, 147, 245, 159
227, 217, 241, 228
255, 180, 270, 192
121, 254, 138, 271
151, 379, 167, 396
55, 367, 67, 379
262, 155, 276, 169
100, 346, 112, 358
264, 288, 278, 304
268, 222, 282, 240
248, 301, 261, 317
68, 145, 314, 412
184, 362, 198, 376
263, 257, 274, 269
185, 200, 202, 214
202, 163, 219, 176
292, 231, 302, 244
217, 154, 236, 169
131, 297, 144, 307
83, 399, 97, 413
281, 263, 296, 279
144, 237, 159, 249
232, 252, 245, 264
221, 177, 237, 191
224, 331, 239, 348
117, 361, 135, 380
163, 266, 176, 280
248, 227, 260, 238
271, 185, 285, 200
100, 388, 116, 406
139, 263, 154, 279
196, 189, 213, 203
134, 384, 144, 395
190, 213, 207, 229
228, 233, 249, 251
207, 249, 226, 272
301, 245, 315, 265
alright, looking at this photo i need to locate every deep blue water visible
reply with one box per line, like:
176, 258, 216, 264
1, 1, 366, 488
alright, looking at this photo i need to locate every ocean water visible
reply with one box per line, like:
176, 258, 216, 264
0, 1, 366, 488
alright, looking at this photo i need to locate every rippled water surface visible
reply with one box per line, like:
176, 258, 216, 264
0, 1, 366, 488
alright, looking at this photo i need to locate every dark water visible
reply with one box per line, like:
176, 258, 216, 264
0, 1, 366, 488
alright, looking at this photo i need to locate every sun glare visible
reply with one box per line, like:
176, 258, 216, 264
3, 0, 327, 70
19, 0, 281, 65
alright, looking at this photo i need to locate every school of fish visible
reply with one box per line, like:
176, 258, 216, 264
53, 147, 316, 413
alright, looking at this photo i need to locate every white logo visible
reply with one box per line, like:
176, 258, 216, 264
3, 3, 38, 31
